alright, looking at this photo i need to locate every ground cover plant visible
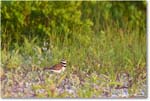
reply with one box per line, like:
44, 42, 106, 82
0, 1, 147, 98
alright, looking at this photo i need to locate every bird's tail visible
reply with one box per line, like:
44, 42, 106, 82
43, 67, 52, 71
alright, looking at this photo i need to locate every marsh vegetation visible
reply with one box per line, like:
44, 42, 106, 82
1, 1, 146, 98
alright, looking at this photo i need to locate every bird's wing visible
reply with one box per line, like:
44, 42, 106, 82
44, 64, 62, 70
50, 64, 62, 70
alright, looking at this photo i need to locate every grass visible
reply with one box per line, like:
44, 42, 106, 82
1, 22, 146, 98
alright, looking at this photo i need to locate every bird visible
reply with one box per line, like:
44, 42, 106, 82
43, 59, 67, 73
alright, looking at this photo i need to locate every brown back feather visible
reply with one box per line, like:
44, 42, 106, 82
44, 63, 63, 70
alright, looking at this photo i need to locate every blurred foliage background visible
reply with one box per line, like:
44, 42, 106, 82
1, 1, 146, 48
1, 1, 146, 74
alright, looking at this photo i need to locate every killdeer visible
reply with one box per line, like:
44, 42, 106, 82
44, 59, 67, 73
